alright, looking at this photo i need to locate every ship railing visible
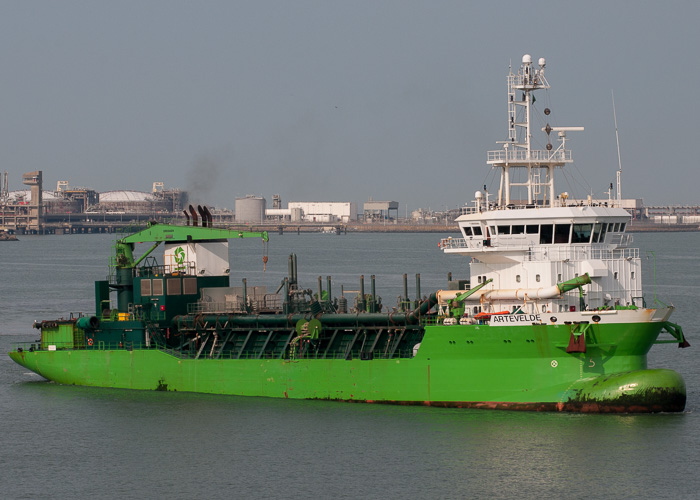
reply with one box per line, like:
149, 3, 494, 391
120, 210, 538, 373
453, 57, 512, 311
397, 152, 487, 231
526, 246, 639, 261
188, 294, 284, 315
439, 237, 482, 250
487, 149, 571, 164
135, 262, 197, 277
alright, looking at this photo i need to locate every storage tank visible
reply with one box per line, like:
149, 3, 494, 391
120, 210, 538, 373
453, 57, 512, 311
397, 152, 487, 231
235, 195, 266, 222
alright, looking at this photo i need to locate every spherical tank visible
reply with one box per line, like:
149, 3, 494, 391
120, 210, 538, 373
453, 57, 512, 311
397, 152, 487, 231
235, 195, 266, 222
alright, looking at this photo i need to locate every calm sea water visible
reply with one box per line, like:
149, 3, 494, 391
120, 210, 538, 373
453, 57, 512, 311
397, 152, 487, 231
1, 232, 699, 499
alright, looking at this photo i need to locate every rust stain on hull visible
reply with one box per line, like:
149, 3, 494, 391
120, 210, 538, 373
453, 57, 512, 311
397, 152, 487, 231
321, 397, 686, 413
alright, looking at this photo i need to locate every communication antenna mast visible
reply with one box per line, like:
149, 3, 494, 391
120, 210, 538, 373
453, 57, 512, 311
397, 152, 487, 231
612, 90, 622, 205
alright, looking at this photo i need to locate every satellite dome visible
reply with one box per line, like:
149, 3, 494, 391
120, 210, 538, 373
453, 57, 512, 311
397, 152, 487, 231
522, 54, 532, 64
538, 57, 546, 67
475, 191, 483, 199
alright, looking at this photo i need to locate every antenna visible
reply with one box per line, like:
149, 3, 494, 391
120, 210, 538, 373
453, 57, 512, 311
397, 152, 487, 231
612, 90, 622, 205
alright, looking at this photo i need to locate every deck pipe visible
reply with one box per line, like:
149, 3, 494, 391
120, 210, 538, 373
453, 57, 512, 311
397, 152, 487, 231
293, 254, 298, 286
242, 278, 248, 311
403, 274, 408, 312
326, 276, 332, 304
318, 276, 323, 301
370, 275, 377, 313
197, 205, 207, 228
415, 274, 421, 309
189, 205, 198, 226
173, 292, 438, 331
359, 275, 366, 312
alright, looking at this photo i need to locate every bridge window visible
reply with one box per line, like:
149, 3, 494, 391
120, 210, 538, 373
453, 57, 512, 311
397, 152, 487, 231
599, 223, 608, 242
620, 222, 626, 232
472, 225, 482, 236
463, 226, 473, 236
592, 223, 602, 243
512, 225, 525, 234
554, 224, 571, 244
526, 225, 539, 234
572, 224, 593, 243
540, 224, 554, 244
613, 223, 620, 232
497, 225, 511, 235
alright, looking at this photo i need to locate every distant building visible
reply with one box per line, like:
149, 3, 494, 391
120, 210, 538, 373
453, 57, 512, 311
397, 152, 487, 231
235, 195, 267, 223
287, 201, 357, 223
363, 200, 399, 222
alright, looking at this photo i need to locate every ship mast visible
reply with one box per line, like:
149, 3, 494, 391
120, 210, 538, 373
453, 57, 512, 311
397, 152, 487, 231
488, 55, 581, 209
612, 90, 623, 206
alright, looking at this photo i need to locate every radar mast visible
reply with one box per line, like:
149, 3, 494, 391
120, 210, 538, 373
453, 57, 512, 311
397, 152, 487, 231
488, 55, 582, 208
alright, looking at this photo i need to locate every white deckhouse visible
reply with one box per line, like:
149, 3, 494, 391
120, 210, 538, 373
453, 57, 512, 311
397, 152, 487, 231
441, 55, 642, 317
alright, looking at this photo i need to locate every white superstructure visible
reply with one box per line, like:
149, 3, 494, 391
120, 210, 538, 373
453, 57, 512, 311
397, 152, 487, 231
441, 55, 641, 316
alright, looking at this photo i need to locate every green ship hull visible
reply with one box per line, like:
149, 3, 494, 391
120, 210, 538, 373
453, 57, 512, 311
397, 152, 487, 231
9, 319, 686, 412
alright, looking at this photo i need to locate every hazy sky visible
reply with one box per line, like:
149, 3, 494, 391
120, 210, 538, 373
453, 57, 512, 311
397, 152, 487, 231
1, 1, 697, 211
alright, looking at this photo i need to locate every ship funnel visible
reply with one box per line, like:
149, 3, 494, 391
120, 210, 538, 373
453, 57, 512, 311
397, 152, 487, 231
183, 210, 190, 226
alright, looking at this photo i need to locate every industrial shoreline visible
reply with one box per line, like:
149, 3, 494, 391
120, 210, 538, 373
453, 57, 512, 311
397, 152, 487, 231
3, 220, 699, 236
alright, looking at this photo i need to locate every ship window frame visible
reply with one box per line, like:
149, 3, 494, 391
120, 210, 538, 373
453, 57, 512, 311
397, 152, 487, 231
554, 224, 571, 244
571, 223, 593, 244
599, 223, 608, 242
613, 222, 620, 232
512, 225, 525, 235
536, 274, 541, 282
516, 275, 521, 283
152, 278, 164, 296
526, 225, 539, 234
490, 225, 497, 235
620, 222, 626, 232
497, 225, 511, 235
592, 223, 602, 243
463, 226, 473, 236
540, 224, 554, 244
472, 225, 482, 236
